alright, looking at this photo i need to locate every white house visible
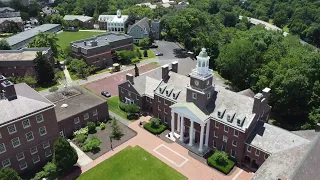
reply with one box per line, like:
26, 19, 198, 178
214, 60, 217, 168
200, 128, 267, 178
98, 10, 128, 32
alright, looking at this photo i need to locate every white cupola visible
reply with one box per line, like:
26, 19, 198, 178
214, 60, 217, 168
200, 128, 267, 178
196, 48, 210, 76
117, 9, 122, 18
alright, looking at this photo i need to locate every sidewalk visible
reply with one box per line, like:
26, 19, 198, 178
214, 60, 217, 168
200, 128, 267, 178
69, 141, 93, 167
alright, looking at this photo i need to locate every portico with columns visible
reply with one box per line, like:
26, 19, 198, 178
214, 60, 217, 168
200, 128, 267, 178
170, 103, 211, 154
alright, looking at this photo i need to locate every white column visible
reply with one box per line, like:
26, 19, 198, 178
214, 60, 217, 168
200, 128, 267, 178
171, 112, 175, 137
205, 121, 210, 146
177, 115, 180, 132
189, 120, 194, 146
199, 124, 205, 152
180, 116, 184, 141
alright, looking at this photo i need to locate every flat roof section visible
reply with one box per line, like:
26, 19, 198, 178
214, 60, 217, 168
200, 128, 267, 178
0, 48, 50, 61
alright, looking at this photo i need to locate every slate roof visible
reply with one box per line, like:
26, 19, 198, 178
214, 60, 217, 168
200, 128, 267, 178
246, 121, 310, 153
45, 87, 106, 122
0, 83, 54, 126
5, 24, 61, 47
130, 76, 161, 97
291, 130, 319, 141
0, 17, 22, 24
0, 7, 15, 12
63, 15, 93, 22
71, 33, 132, 49
237, 88, 255, 98
128, 17, 150, 34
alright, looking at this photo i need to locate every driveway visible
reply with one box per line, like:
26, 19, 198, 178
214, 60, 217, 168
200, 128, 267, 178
64, 117, 254, 180
152, 40, 190, 60
84, 63, 159, 97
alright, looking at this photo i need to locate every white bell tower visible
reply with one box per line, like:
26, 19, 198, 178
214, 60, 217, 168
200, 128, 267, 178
196, 48, 210, 76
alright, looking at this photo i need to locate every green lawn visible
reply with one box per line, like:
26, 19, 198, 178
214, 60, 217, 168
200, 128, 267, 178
107, 96, 127, 119
78, 146, 186, 180
57, 31, 106, 50
132, 45, 156, 63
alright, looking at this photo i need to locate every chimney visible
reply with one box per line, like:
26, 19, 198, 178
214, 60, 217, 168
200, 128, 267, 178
262, 87, 271, 103
1, 80, 17, 101
316, 123, 320, 132
253, 93, 264, 113
162, 64, 169, 80
171, 61, 178, 73
126, 73, 134, 84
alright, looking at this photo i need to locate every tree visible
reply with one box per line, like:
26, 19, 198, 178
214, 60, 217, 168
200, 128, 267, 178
0, 168, 21, 180
68, 59, 95, 78
116, 50, 136, 64
111, 118, 123, 140
0, 39, 11, 50
3, 21, 22, 33
138, 38, 150, 48
50, 14, 64, 24
28, 32, 59, 57
134, 64, 139, 77
143, 49, 148, 57
34, 52, 55, 84
32, 162, 58, 180
135, 48, 142, 59
53, 137, 78, 172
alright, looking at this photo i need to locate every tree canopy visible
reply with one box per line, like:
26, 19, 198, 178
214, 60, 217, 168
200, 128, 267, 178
28, 32, 59, 57
53, 137, 78, 172
0, 168, 21, 180
34, 52, 55, 85
0, 39, 11, 50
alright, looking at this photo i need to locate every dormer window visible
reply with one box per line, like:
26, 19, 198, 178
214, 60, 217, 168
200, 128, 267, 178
237, 117, 246, 127
218, 111, 221, 117
227, 115, 231, 121
173, 93, 176, 99
166, 90, 169, 96
237, 118, 241, 126
159, 88, 162, 93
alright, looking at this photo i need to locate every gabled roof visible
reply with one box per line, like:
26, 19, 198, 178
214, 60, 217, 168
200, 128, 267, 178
171, 102, 209, 123
128, 17, 150, 34
63, 15, 93, 22
0, 17, 22, 24
0, 7, 15, 12
237, 88, 255, 98
130, 76, 161, 97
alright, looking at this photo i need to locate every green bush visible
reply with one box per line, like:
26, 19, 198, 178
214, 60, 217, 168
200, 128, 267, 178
150, 118, 161, 129
100, 122, 106, 130
143, 122, 167, 135
207, 151, 235, 175
82, 136, 101, 152
73, 127, 88, 136
32, 162, 57, 180
127, 113, 139, 120
74, 133, 87, 144
87, 122, 96, 133
119, 103, 140, 113
49, 86, 58, 92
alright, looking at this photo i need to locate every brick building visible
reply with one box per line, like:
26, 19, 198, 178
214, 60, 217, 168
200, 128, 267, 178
118, 48, 312, 172
63, 15, 94, 29
71, 33, 133, 68
0, 76, 109, 174
0, 47, 54, 77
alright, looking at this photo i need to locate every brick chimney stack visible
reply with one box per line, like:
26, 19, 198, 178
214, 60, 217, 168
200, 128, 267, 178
171, 61, 178, 73
162, 64, 169, 80
126, 73, 134, 84
1, 80, 17, 101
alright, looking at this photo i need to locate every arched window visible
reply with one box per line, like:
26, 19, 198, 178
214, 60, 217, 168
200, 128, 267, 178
206, 61, 209, 67
202, 61, 205, 67
198, 61, 201, 67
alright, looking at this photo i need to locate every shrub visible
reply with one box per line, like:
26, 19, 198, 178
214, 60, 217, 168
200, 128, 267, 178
127, 113, 139, 120
144, 49, 148, 57
73, 127, 88, 136
144, 122, 166, 135
87, 122, 96, 133
119, 103, 140, 113
48, 86, 58, 92
32, 162, 57, 180
100, 122, 106, 130
0, 168, 21, 180
207, 151, 235, 175
82, 136, 101, 152
74, 133, 87, 144
150, 118, 161, 129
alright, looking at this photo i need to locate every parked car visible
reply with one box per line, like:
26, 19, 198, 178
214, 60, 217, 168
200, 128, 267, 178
155, 52, 163, 56
101, 91, 111, 98
149, 44, 158, 48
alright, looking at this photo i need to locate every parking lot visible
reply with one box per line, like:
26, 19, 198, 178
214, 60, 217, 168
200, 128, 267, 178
152, 41, 190, 60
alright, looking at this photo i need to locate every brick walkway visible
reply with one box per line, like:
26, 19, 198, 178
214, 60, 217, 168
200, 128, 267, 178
64, 117, 254, 180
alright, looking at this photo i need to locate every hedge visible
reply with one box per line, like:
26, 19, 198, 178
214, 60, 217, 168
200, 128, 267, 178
207, 151, 235, 175
143, 122, 167, 135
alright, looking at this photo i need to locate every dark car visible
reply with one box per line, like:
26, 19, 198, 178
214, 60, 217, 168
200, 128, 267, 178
149, 44, 158, 48
155, 52, 163, 56
101, 91, 111, 98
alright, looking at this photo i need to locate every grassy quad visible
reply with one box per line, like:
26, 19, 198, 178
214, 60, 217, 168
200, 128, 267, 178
78, 146, 186, 180
107, 96, 127, 119
56, 31, 106, 50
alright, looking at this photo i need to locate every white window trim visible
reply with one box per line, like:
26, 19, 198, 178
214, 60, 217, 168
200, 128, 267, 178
43, 141, 50, 149
158, 96, 161, 102
84, 113, 89, 120
214, 131, 218, 138
2, 158, 11, 168
11, 137, 21, 148
234, 130, 239, 137
231, 149, 236, 158
121, 88, 123, 93
164, 99, 167, 105
39, 126, 47, 136
212, 140, 217, 148
232, 140, 237, 147
45, 149, 52, 157
16, 152, 25, 161
215, 121, 219, 128
7, 124, 17, 134
74, 117, 80, 124
33, 155, 40, 164
223, 135, 228, 142
207, 92, 210, 99
25, 131, 34, 142
192, 93, 197, 99
164, 116, 168, 124
136, 94, 139, 100
224, 126, 229, 132
22, 119, 31, 129
247, 146, 252, 152
30, 146, 38, 155
255, 149, 260, 156
92, 109, 98, 116
0, 143, 6, 154
19, 161, 28, 170
164, 108, 167, 114
158, 105, 161, 111
36, 114, 44, 123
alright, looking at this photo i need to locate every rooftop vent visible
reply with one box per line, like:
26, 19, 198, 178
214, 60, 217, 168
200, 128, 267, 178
61, 104, 68, 108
